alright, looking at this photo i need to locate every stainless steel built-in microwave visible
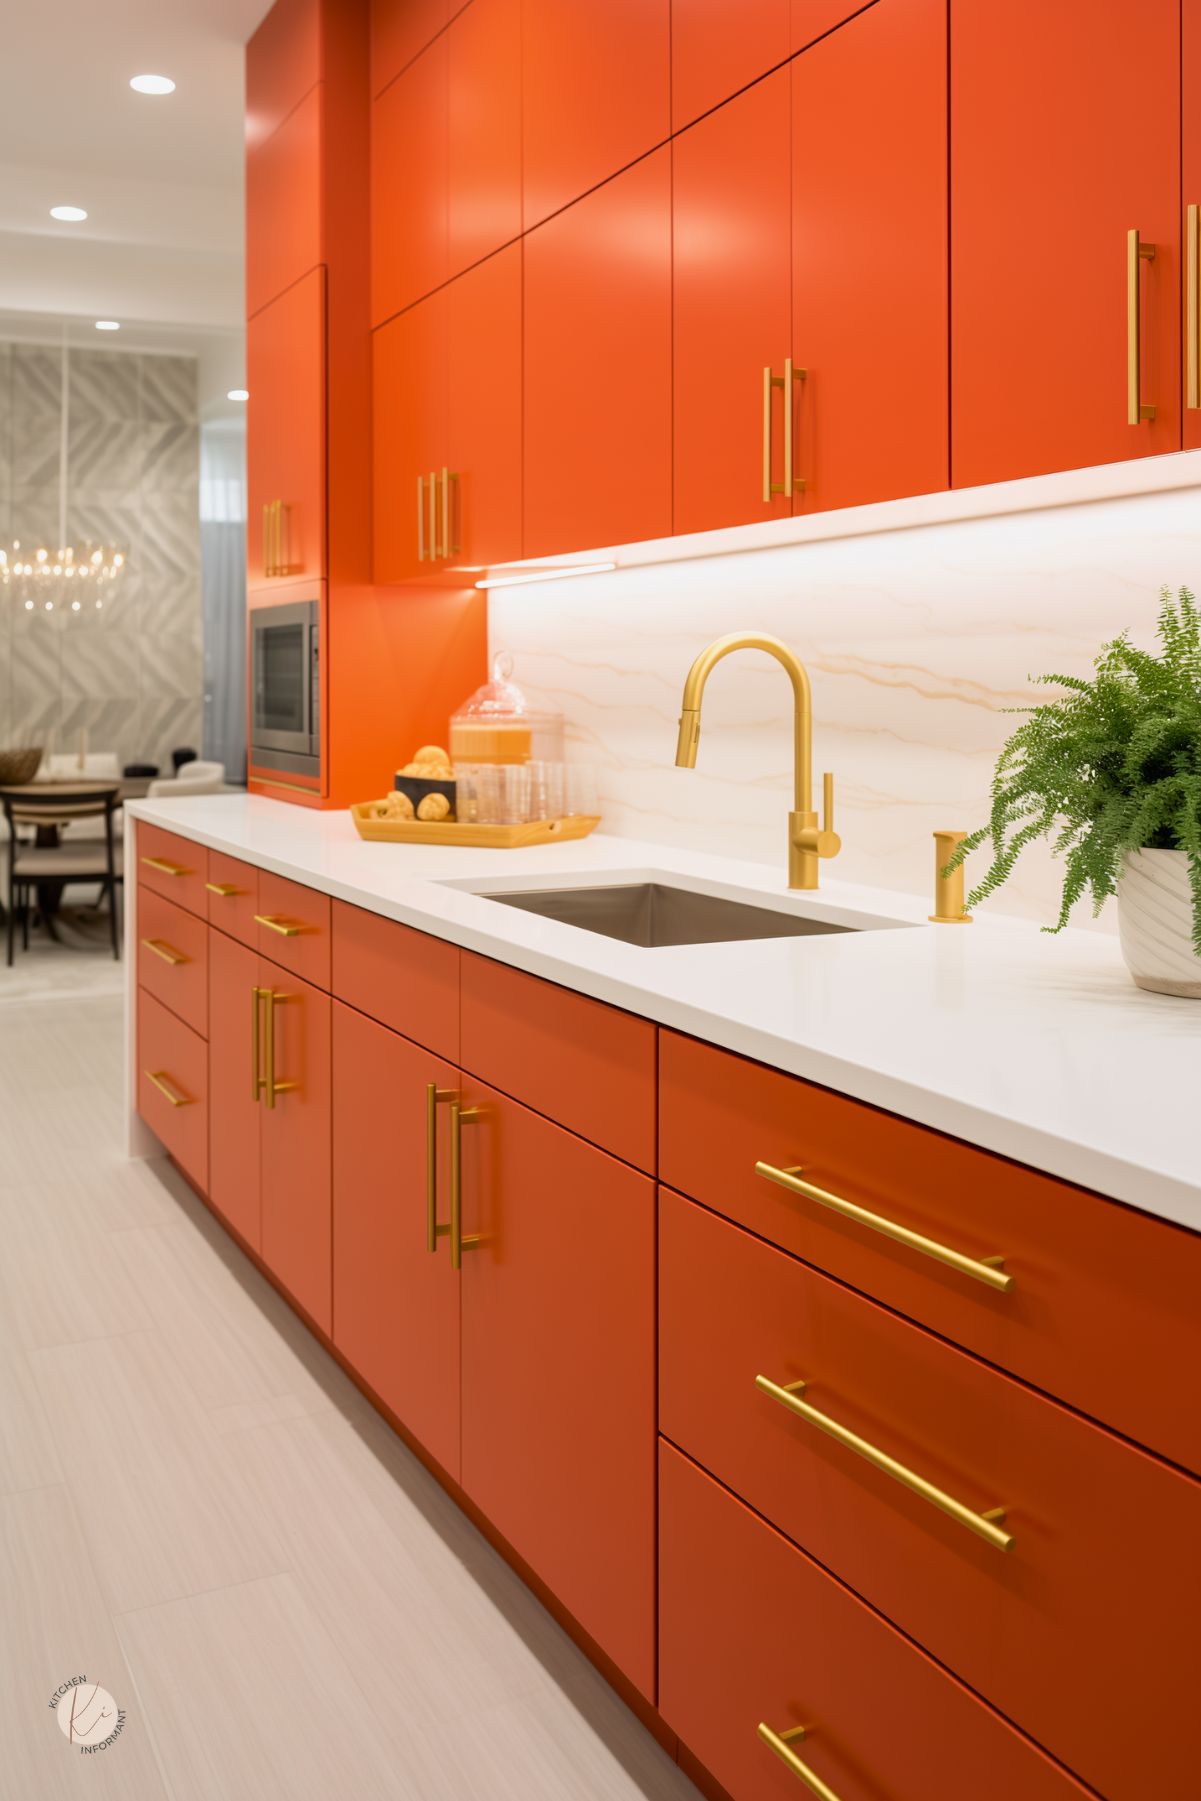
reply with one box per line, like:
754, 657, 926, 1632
249, 599, 320, 778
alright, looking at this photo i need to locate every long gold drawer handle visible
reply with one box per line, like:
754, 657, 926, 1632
141, 937, 188, 967
141, 855, 189, 877
756, 1373, 1013, 1552
145, 1070, 193, 1108
205, 881, 242, 898
254, 913, 302, 938
426, 1082, 455, 1252
262, 989, 299, 1109
758, 1723, 842, 1801
449, 1098, 482, 1270
251, 986, 265, 1102
783, 355, 806, 496
1127, 227, 1156, 424
417, 474, 426, 561
755, 1161, 1012, 1293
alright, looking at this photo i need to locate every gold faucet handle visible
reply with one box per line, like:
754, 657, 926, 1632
796, 772, 842, 862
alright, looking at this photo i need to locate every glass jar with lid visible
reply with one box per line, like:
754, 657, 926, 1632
449, 653, 564, 766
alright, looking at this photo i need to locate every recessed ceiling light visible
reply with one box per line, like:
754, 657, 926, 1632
50, 205, 87, 222
227, 388, 249, 402
130, 73, 175, 95
95, 320, 120, 331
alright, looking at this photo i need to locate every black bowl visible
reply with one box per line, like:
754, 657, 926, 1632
394, 773, 457, 818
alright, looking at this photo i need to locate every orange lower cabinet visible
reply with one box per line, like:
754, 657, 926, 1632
207, 929, 263, 1251
137, 989, 208, 1195
331, 1002, 462, 1479
659, 1442, 1092, 1801
459, 1079, 656, 1698
659, 1188, 1199, 1801
258, 958, 332, 1334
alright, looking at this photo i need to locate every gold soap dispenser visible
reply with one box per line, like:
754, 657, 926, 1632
930, 829, 973, 924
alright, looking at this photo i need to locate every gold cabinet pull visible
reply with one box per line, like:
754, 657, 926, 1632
756, 1373, 1013, 1551
261, 989, 298, 1109
757, 1724, 843, 1801
448, 1098, 482, 1270
425, 1082, 456, 1252
417, 475, 426, 560
1127, 228, 1157, 424
763, 363, 806, 504
205, 881, 241, 898
141, 854, 190, 877
251, 985, 265, 1102
782, 355, 806, 496
1188, 203, 1200, 410
141, 937, 188, 966
254, 913, 302, 938
145, 1069, 193, 1108
438, 467, 460, 556
755, 1161, 1011, 1292
262, 502, 271, 576
428, 470, 437, 559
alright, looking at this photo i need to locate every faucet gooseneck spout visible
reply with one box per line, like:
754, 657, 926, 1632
674, 632, 840, 891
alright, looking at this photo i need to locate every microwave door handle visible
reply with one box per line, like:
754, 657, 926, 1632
308, 621, 320, 752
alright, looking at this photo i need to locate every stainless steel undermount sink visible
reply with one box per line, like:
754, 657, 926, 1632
475, 881, 866, 948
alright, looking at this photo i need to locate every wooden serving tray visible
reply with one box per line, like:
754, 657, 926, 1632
351, 805, 600, 848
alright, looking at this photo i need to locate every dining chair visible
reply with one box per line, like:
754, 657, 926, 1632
1, 786, 122, 966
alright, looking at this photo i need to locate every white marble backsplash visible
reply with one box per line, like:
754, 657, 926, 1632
490, 485, 1201, 931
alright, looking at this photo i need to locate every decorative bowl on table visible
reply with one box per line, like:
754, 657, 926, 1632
0, 747, 43, 784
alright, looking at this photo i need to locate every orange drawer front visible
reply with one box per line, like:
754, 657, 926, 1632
136, 886, 208, 1038
136, 822, 207, 919
660, 1442, 1091, 1801
459, 952, 656, 1172
255, 869, 331, 989
659, 1029, 1201, 1474
331, 899, 460, 1061
206, 851, 259, 948
659, 1189, 1199, 1801
137, 989, 208, 1193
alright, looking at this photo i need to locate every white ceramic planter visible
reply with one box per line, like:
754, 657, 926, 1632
1117, 849, 1201, 998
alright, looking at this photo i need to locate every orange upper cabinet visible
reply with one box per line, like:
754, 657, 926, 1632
522, 0, 670, 231
247, 266, 327, 588
371, 0, 452, 95
524, 152, 672, 557
952, 0, 1181, 487
372, 287, 449, 582
670, 0, 866, 131
372, 33, 449, 325
447, 243, 524, 570
247, 0, 322, 149
246, 85, 323, 319
672, 71, 792, 535
1184, 0, 1201, 450
791, 0, 948, 513
447, 0, 522, 275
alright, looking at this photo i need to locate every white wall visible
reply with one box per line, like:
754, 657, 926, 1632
490, 482, 1201, 930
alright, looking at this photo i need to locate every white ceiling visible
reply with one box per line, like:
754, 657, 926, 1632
0, 0, 271, 414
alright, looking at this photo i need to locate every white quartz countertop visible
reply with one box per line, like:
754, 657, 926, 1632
126, 793, 1201, 1233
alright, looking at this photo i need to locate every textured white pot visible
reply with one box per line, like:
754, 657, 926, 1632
1117, 849, 1201, 998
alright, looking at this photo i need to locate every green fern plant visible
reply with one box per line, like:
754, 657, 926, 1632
944, 587, 1201, 950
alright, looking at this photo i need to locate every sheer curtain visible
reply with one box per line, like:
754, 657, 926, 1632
199, 419, 247, 782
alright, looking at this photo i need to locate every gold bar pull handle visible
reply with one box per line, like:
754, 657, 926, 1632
279, 500, 290, 575
262, 503, 271, 576
756, 1373, 1014, 1551
262, 990, 299, 1110
254, 913, 302, 938
140, 855, 190, 877
448, 1099, 482, 1271
439, 466, 449, 558
445, 469, 460, 555
425, 1082, 456, 1252
762, 366, 778, 503
1188, 203, 1200, 410
428, 471, 437, 560
783, 356, 807, 496
251, 986, 265, 1102
757, 1724, 843, 1801
1127, 228, 1157, 424
417, 475, 426, 560
930, 828, 972, 924
755, 1160, 1011, 1291
141, 937, 188, 966
145, 1070, 194, 1108
205, 882, 241, 898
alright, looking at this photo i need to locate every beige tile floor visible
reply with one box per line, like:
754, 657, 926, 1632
0, 976, 702, 1801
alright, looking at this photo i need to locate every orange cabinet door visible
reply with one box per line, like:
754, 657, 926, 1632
372, 286, 449, 582
791, 0, 947, 514
659, 1191, 1201, 1801
952, 0, 1180, 486
522, 0, 670, 231
207, 929, 263, 1251
246, 85, 323, 319
247, 266, 327, 588
460, 1079, 656, 1698
672, 70, 792, 535
447, 0, 521, 277
447, 243, 523, 570
138, 990, 209, 1196
371, 32, 448, 325
523, 151, 672, 558
670, 0, 789, 131
660, 1443, 1092, 1801
371, 0, 450, 96
1185, 0, 1201, 449
247, 0, 321, 147
258, 958, 332, 1335
332, 1003, 462, 1478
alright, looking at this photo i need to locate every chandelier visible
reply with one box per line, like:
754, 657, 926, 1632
0, 325, 128, 613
